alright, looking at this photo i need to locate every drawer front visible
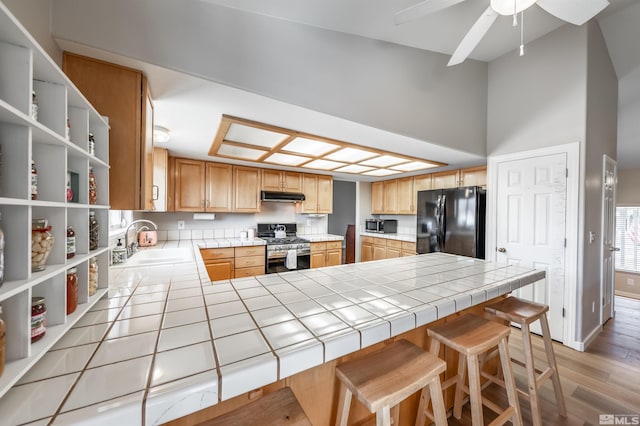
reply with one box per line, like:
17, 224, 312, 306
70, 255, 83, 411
234, 265, 266, 278
200, 248, 234, 260
234, 255, 265, 269
402, 242, 416, 252
373, 237, 386, 247
361, 236, 373, 244
311, 242, 327, 252
326, 240, 342, 250
235, 246, 265, 257
386, 239, 403, 249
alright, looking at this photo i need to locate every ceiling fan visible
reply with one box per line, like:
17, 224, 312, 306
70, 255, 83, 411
395, 0, 609, 66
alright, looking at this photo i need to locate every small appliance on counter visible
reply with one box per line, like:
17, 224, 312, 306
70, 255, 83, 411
365, 218, 398, 234
138, 228, 158, 247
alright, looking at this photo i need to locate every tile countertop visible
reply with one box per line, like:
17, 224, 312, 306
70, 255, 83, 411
360, 232, 416, 242
0, 241, 544, 426
298, 234, 344, 242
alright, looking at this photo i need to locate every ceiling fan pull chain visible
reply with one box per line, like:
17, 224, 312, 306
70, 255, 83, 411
513, 0, 518, 26
519, 10, 525, 56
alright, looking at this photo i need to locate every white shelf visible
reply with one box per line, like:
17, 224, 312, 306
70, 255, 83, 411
0, 2, 110, 400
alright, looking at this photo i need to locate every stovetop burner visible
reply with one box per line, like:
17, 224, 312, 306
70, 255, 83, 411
263, 237, 310, 245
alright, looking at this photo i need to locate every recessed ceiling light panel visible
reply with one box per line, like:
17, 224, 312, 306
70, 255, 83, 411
334, 164, 375, 174
263, 152, 310, 166
390, 161, 438, 171
283, 137, 340, 156
325, 147, 377, 163
226, 123, 289, 148
302, 159, 346, 170
363, 169, 402, 176
218, 143, 266, 160
360, 155, 408, 167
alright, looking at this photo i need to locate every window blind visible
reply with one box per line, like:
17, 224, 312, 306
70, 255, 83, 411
615, 207, 640, 273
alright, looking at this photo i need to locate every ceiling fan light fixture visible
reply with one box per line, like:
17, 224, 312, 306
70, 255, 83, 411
154, 125, 171, 143
491, 0, 536, 16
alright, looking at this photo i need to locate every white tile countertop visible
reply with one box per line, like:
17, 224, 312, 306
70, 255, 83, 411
0, 241, 544, 425
360, 232, 416, 242
298, 234, 344, 242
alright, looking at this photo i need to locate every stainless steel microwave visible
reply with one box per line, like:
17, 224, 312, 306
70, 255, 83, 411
365, 219, 398, 234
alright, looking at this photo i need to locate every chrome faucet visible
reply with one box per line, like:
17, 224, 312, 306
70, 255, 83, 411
124, 219, 158, 256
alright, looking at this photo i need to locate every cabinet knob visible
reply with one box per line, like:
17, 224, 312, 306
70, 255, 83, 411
497, 247, 506, 253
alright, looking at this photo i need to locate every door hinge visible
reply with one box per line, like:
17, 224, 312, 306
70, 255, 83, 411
562, 308, 565, 318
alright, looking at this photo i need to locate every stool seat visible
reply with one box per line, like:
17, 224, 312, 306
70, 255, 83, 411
335, 339, 448, 426
426, 314, 522, 426
485, 297, 567, 426
197, 387, 311, 426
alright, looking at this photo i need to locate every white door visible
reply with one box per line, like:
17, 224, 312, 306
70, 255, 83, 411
495, 153, 567, 341
601, 155, 617, 324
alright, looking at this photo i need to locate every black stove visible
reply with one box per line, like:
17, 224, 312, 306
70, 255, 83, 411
257, 223, 311, 272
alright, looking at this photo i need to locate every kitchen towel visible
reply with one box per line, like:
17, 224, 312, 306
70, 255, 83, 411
285, 249, 297, 269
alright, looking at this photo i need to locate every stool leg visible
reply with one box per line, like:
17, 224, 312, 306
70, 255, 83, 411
415, 386, 430, 426
540, 313, 567, 417
335, 383, 352, 426
521, 322, 543, 426
429, 376, 448, 426
467, 354, 484, 426
499, 337, 523, 426
453, 352, 467, 419
376, 405, 391, 426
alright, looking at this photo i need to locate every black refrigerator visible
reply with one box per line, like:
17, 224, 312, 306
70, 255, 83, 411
416, 186, 486, 259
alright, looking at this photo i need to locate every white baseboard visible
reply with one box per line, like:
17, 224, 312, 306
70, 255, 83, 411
575, 324, 603, 351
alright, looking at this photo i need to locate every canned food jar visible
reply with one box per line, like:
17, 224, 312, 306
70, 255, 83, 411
31, 297, 46, 343
89, 257, 98, 296
66, 268, 78, 315
66, 226, 76, 259
32, 219, 54, 272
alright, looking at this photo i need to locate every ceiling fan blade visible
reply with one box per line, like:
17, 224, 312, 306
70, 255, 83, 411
448, 6, 498, 66
394, 0, 466, 25
536, 0, 609, 25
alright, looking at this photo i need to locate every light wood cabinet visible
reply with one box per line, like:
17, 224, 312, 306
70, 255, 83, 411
414, 174, 433, 192
311, 241, 342, 268
200, 246, 265, 280
63, 52, 154, 210
361, 237, 416, 262
396, 177, 415, 214
401, 241, 417, 256
233, 166, 261, 212
261, 170, 302, 192
361, 237, 374, 262
371, 182, 385, 214
299, 174, 333, 214
383, 180, 398, 213
431, 170, 460, 189
174, 158, 206, 211
459, 166, 487, 188
371, 177, 413, 214
206, 162, 233, 212
152, 147, 168, 212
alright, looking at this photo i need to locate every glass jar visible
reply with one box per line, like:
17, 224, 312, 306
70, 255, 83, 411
66, 268, 78, 315
66, 226, 75, 259
66, 171, 73, 202
31, 297, 46, 343
31, 90, 38, 121
31, 160, 37, 200
0, 305, 5, 377
66, 117, 71, 140
88, 133, 95, 156
89, 257, 98, 296
32, 219, 53, 272
88, 167, 97, 205
89, 211, 99, 251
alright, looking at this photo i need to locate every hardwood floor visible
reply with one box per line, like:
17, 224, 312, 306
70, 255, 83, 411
447, 296, 640, 425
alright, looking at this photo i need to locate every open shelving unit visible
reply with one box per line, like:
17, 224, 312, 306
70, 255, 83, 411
0, 2, 110, 398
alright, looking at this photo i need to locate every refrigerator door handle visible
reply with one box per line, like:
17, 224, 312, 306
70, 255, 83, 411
440, 194, 446, 250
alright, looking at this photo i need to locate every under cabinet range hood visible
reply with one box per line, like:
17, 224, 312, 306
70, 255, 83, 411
260, 191, 306, 203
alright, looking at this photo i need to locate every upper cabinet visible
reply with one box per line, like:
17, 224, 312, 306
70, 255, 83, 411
62, 52, 154, 210
206, 162, 233, 212
261, 170, 302, 192
459, 166, 487, 188
152, 147, 168, 211
233, 166, 261, 213
431, 170, 460, 190
299, 173, 333, 214
174, 158, 206, 212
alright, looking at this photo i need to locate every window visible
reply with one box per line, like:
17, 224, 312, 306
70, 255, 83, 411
615, 207, 640, 273
109, 210, 133, 235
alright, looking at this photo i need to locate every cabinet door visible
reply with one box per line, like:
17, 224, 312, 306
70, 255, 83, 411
283, 171, 303, 192
459, 166, 487, 188
326, 249, 342, 266
396, 177, 415, 215
317, 175, 333, 213
414, 174, 432, 192
386, 247, 402, 258
311, 251, 326, 268
141, 82, 155, 210
373, 245, 387, 261
383, 180, 398, 214
152, 147, 168, 212
431, 170, 460, 189
233, 166, 261, 212
371, 181, 385, 214
261, 169, 283, 191
205, 259, 234, 281
175, 158, 205, 211
299, 174, 319, 213
361, 243, 374, 262
206, 162, 233, 212
167, 156, 175, 212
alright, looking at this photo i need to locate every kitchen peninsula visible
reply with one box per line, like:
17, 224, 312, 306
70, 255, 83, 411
0, 242, 544, 425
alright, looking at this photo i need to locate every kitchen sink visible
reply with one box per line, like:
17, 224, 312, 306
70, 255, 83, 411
114, 247, 195, 267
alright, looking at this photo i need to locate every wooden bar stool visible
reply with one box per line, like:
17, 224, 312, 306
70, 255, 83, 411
423, 314, 522, 426
196, 387, 311, 426
335, 339, 448, 426
484, 297, 567, 426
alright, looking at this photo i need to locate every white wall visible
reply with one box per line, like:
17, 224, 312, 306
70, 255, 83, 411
3, 0, 62, 65
50, 0, 488, 157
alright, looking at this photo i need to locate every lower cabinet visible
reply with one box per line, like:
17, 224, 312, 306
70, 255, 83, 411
360, 237, 416, 262
310, 241, 342, 268
200, 246, 265, 281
